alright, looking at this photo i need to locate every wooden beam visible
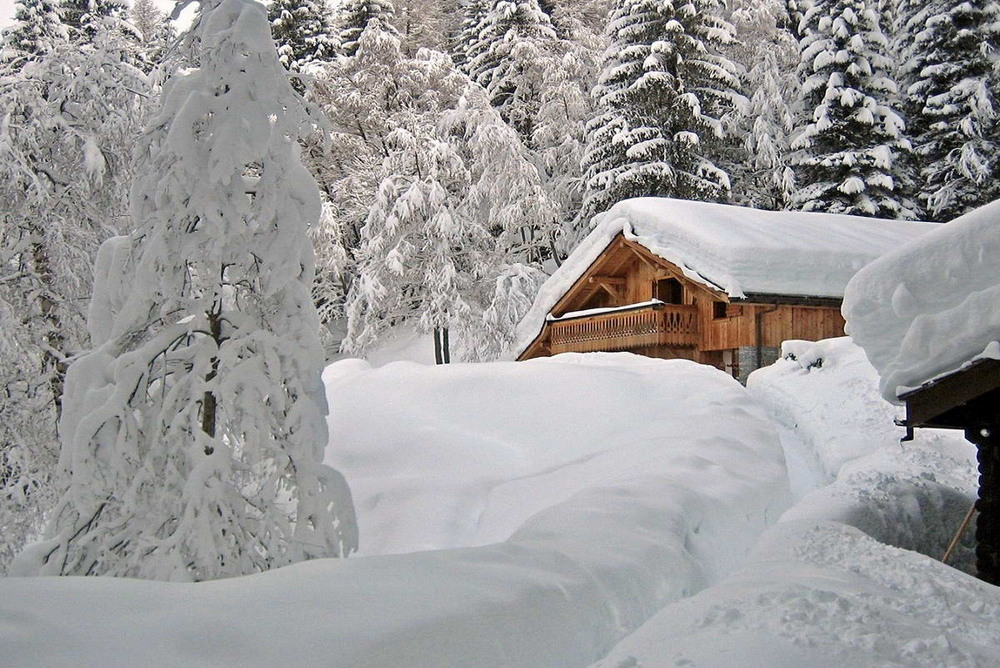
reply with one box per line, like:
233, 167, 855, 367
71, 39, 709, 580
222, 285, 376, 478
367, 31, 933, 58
901, 359, 1000, 429
588, 276, 625, 302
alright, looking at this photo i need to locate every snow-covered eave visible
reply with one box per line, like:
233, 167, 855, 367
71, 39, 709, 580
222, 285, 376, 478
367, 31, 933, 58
735, 293, 844, 307
897, 341, 1000, 406
546, 300, 665, 323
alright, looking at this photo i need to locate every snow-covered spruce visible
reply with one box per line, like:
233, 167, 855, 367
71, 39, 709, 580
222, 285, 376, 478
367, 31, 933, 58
896, 0, 1000, 222
16, 0, 357, 581
578, 0, 741, 226
720, 0, 798, 210
338, 0, 397, 57
268, 0, 339, 77
789, 0, 917, 218
3, 0, 67, 58
463, 0, 558, 138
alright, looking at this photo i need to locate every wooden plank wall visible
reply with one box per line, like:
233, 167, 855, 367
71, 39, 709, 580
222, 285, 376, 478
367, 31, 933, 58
703, 304, 845, 351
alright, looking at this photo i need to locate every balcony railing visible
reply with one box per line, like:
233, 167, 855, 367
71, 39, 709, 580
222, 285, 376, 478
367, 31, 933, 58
548, 303, 699, 354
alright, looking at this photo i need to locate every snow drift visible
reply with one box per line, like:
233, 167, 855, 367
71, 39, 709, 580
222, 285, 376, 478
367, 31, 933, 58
843, 198, 1000, 401
1, 354, 790, 667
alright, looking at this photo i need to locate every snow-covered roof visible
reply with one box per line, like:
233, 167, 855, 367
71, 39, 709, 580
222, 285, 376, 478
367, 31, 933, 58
514, 198, 936, 357
843, 199, 1000, 402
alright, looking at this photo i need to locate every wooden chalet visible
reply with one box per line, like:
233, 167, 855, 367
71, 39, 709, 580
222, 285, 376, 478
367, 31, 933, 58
515, 197, 934, 382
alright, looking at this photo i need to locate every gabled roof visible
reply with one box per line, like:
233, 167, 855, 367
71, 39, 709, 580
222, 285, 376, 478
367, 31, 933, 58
843, 198, 1000, 403
513, 197, 936, 358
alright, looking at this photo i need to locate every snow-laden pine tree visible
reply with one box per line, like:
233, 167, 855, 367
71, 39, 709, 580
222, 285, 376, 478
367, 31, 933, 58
344, 126, 490, 364
338, 0, 397, 57
721, 0, 798, 209
789, 0, 916, 218
129, 0, 176, 71
310, 14, 429, 329
0, 33, 149, 574
464, 0, 558, 137
531, 18, 603, 256
269, 0, 338, 77
578, 0, 741, 227
17, 0, 357, 581
785, 0, 813, 37
59, 0, 130, 43
3, 0, 67, 58
447, 84, 558, 265
451, 0, 491, 68
393, 0, 457, 55
896, 0, 1000, 221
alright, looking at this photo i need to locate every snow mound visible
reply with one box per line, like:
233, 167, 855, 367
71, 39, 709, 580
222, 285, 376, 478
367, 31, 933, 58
514, 197, 935, 357
843, 198, 1000, 401
595, 339, 983, 668
592, 520, 1000, 668
1, 354, 791, 667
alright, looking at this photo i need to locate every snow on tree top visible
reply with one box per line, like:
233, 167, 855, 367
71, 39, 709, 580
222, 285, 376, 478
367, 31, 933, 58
843, 198, 1000, 402
514, 197, 935, 358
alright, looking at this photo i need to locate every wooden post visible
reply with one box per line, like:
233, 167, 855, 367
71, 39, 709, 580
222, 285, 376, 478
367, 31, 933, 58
968, 421, 1000, 585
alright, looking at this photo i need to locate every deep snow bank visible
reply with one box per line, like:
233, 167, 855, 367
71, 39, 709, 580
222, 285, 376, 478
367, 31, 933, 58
1, 354, 791, 668
842, 199, 1000, 401
592, 520, 1000, 668
325, 354, 789, 566
593, 339, 983, 667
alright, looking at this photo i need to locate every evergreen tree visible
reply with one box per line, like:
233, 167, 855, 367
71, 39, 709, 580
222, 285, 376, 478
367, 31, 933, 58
789, 0, 916, 218
394, 0, 455, 55
339, 0, 397, 57
451, 0, 491, 68
721, 0, 798, 209
531, 19, 602, 254
130, 0, 176, 71
579, 0, 741, 225
17, 0, 357, 581
269, 0, 338, 76
464, 0, 559, 138
60, 0, 130, 43
4, 0, 67, 58
897, 0, 1000, 221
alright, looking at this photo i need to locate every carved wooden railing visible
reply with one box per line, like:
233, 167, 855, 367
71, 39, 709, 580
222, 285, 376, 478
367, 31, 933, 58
548, 303, 699, 354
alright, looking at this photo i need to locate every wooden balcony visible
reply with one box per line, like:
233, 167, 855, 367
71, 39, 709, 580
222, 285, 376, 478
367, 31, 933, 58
548, 303, 699, 355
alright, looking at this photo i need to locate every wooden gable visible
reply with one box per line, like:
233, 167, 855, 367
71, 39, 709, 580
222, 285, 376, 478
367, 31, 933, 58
547, 234, 726, 319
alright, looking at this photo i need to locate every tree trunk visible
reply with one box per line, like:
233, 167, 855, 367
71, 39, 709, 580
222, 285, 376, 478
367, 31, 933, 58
201, 308, 223, 451
30, 236, 67, 421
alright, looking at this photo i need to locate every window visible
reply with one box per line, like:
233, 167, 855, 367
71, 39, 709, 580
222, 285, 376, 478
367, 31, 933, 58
713, 302, 727, 319
654, 278, 683, 304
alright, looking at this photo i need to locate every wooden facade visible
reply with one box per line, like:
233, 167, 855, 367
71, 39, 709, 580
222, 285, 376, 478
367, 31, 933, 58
518, 233, 847, 379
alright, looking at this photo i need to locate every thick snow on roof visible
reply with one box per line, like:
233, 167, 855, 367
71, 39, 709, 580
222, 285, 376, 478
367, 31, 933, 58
514, 198, 934, 357
843, 199, 1000, 401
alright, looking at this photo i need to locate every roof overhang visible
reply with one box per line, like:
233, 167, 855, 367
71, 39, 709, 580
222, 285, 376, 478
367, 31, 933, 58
899, 358, 1000, 430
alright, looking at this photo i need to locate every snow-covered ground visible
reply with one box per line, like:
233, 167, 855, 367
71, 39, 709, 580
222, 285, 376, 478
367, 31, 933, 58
2, 341, 996, 667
